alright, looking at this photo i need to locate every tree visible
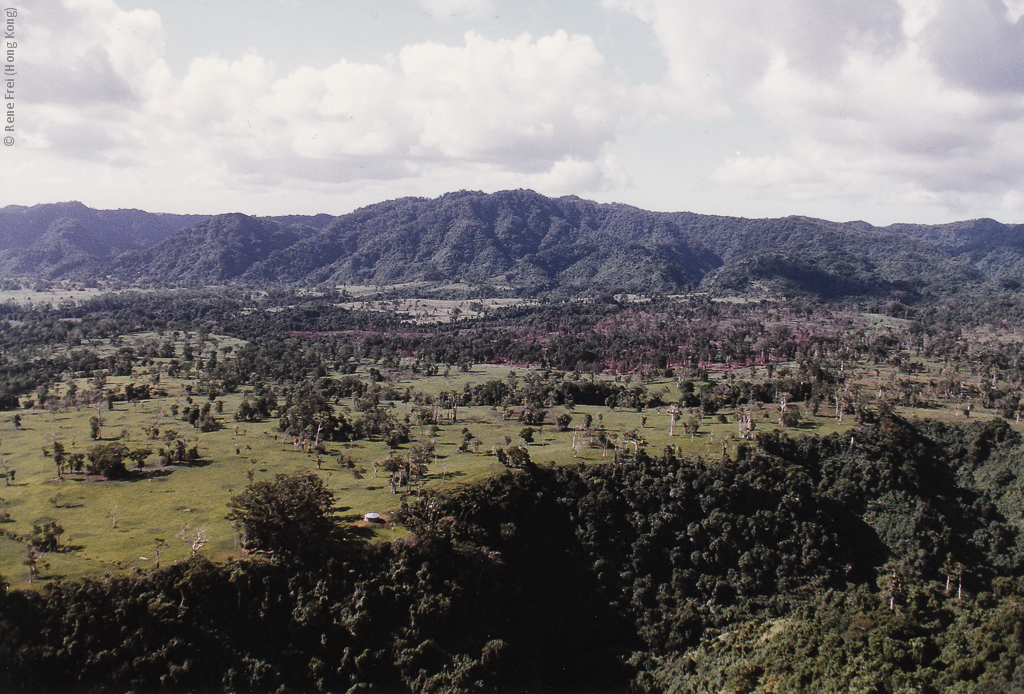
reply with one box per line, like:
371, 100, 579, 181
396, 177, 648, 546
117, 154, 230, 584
496, 444, 533, 470
227, 471, 336, 559
379, 453, 405, 494
24, 546, 47, 584
153, 537, 169, 568
0, 444, 13, 485
127, 447, 153, 469
177, 524, 208, 557
777, 391, 792, 426
46, 441, 68, 480
86, 442, 130, 479
405, 441, 434, 491
667, 404, 681, 436
519, 427, 535, 444
621, 429, 646, 457
781, 405, 801, 428
30, 520, 64, 552
458, 427, 475, 452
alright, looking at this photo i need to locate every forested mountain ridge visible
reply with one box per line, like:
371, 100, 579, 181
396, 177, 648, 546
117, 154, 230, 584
2, 191, 1023, 299
0, 203, 332, 282
0, 202, 208, 278
108, 214, 318, 285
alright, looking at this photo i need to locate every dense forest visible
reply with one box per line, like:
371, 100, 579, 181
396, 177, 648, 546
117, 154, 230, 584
1, 418, 1023, 692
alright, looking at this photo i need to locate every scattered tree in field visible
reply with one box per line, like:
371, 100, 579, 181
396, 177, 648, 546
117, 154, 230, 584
621, 429, 646, 457
177, 524, 208, 557
781, 405, 801, 428
777, 392, 792, 425
379, 453, 404, 494
685, 414, 702, 440
0, 454, 13, 485
350, 466, 366, 487
227, 471, 336, 559
127, 447, 153, 469
24, 546, 47, 584
737, 410, 755, 439
153, 537, 169, 568
86, 442, 130, 479
519, 427, 535, 444
572, 425, 586, 457
496, 444, 533, 469
30, 520, 64, 552
667, 404, 681, 436
44, 441, 68, 480
458, 427, 475, 452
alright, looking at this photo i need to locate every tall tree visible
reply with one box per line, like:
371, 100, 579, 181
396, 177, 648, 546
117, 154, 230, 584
227, 471, 337, 559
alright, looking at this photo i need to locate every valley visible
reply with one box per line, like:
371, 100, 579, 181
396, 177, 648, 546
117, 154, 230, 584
1, 192, 1024, 692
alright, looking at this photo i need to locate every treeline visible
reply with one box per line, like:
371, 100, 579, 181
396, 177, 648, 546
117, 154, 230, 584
9, 291, 1024, 431
2, 417, 1023, 692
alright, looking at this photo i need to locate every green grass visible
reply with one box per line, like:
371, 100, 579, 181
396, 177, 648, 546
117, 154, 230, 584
1, 351, 1012, 588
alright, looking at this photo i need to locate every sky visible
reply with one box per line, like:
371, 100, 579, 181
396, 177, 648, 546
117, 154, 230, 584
5, 0, 1024, 224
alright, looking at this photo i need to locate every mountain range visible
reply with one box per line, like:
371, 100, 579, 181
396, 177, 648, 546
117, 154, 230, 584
1, 190, 1022, 300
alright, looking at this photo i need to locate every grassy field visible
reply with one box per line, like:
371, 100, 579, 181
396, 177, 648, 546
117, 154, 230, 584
0, 328, 1011, 588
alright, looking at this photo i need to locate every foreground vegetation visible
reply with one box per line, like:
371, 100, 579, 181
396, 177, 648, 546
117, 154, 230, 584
2, 417, 1023, 692
1, 287, 1024, 691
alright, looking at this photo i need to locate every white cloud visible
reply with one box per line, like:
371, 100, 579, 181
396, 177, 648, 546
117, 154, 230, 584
1004, 0, 1024, 21
610, 0, 1024, 217
917, 0, 1024, 93
14, 0, 1024, 222
16, 2, 642, 205
416, 0, 494, 20
16, 0, 165, 162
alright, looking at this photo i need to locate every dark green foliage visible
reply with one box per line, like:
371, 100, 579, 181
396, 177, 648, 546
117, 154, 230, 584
227, 471, 337, 559
495, 444, 534, 469
645, 580, 1024, 693
234, 387, 278, 422
85, 442, 130, 479
2, 419, 1024, 692
106, 213, 315, 286
0, 543, 634, 693
29, 520, 64, 552
277, 381, 350, 442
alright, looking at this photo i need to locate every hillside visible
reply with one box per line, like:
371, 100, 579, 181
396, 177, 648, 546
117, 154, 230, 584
2, 191, 1023, 299
0, 202, 208, 278
0, 204, 334, 282
3, 418, 1023, 692
108, 214, 317, 286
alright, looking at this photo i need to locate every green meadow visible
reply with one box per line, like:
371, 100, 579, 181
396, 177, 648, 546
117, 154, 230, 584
0, 332, 1006, 588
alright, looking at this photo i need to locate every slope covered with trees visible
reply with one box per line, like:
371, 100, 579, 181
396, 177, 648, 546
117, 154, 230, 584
0, 202, 208, 279
1, 418, 1022, 692
108, 214, 317, 286
3, 191, 1024, 300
